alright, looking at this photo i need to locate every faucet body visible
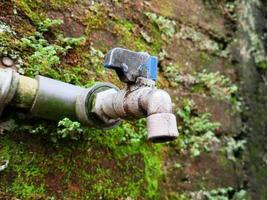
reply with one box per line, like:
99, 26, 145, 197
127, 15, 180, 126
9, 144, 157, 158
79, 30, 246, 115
93, 77, 178, 142
0, 48, 179, 143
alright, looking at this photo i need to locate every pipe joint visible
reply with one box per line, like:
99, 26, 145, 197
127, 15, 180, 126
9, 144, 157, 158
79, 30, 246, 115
142, 89, 173, 115
0, 68, 19, 114
76, 82, 122, 129
96, 79, 179, 143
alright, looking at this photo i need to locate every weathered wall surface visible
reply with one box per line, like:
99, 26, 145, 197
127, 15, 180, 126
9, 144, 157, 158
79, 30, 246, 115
238, 0, 267, 199
0, 0, 266, 199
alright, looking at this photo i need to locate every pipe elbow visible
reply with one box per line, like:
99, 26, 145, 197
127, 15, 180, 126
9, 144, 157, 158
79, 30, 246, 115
145, 89, 173, 115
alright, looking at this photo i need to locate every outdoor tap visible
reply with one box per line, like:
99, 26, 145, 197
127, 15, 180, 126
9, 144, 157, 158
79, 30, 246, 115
0, 48, 178, 143
92, 48, 179, 142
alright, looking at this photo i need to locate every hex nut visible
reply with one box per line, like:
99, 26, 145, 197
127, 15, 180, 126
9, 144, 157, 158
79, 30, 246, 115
91, 88, 121, 128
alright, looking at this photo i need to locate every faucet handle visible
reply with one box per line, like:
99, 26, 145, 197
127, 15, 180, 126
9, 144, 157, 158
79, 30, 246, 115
104, 48, 158, 84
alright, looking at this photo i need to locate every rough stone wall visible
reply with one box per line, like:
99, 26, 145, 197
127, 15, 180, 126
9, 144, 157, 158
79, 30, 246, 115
0, 0, 265, 199
238, 0, 267, 199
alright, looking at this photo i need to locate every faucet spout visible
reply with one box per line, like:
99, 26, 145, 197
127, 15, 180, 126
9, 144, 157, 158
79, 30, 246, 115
141, 89, 178, 142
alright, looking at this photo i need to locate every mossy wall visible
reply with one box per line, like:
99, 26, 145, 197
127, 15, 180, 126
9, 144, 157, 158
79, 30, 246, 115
0, 0, 266, 199
238, 0, 267, 199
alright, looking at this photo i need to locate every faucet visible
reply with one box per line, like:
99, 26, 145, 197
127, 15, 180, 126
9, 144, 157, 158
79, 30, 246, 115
0, 48, 178, 143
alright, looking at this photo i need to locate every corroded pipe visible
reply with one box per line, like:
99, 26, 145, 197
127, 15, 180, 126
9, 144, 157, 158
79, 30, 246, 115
93, 77, 178, 142
11, 75, 38, 109
0, 48, 179, 143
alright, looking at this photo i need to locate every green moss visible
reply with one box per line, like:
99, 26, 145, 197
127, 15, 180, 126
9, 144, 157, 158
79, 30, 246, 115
83, 3, 163, 55
250, 32, 267, 69
112, 19, 149, 51
256, 60, 267, 69
145, 12, 177, 39
164, 65, 241, 111
0, 115, 163, 199
84, 6, 147, 55
9, 183, 45, 199
18, 17, 87, 79
14, 0, 45, 24
49, 0, 78, 8
142, 147, 163, 198
19, 34, 62, 77
176, 26, 229, 57
0, 24, 21, 59
172, 98, 220, 157
198, 51, 214, 67
0, 137, 47, 199
84, 4, 110, 36
37, 18, 63, 32
147, 23, 165, 54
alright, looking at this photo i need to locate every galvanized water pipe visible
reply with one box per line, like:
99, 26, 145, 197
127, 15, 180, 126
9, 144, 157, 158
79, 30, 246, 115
0, 69, 121, 127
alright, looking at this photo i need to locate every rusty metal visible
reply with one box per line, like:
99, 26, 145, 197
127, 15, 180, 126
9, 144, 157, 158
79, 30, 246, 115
0, 48, 179, 143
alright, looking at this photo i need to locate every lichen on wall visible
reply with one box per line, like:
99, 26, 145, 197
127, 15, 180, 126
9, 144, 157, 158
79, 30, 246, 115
238, 0, 267, 199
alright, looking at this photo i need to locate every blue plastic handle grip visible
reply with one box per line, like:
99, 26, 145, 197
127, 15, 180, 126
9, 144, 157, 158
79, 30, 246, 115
146, 56, 158, 81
